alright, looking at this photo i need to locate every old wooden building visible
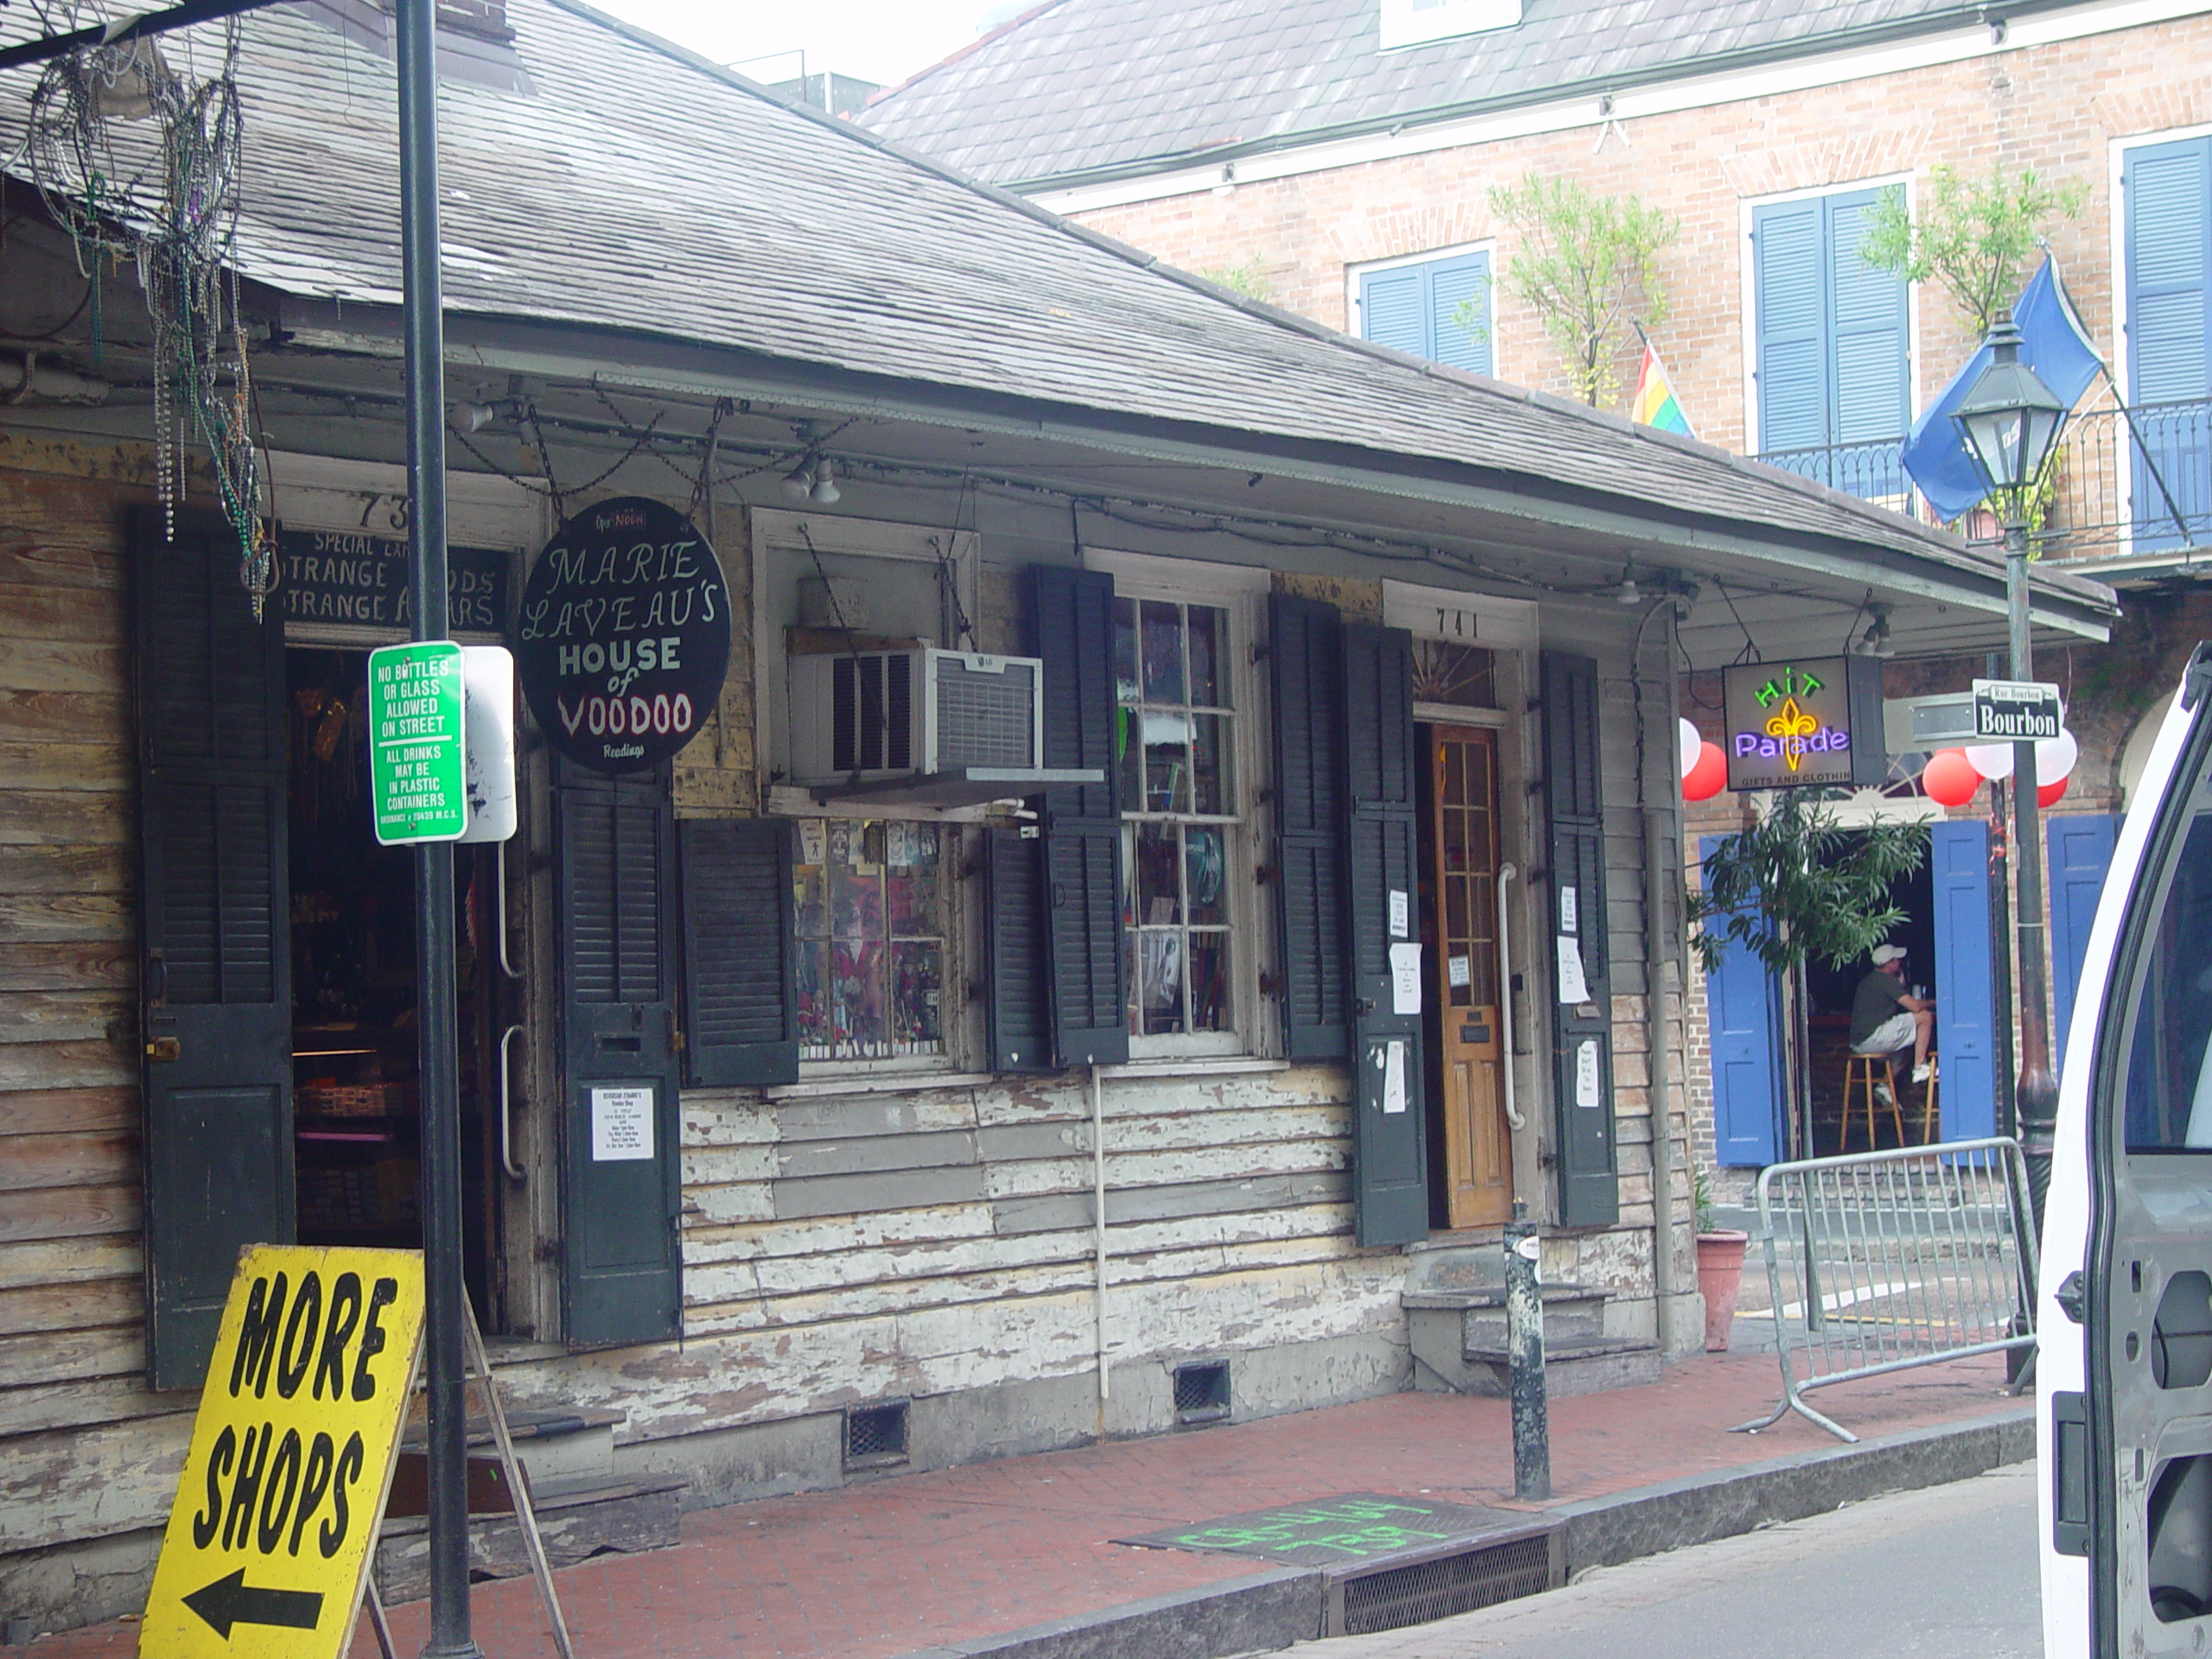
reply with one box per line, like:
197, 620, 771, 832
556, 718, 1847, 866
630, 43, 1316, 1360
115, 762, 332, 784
0, 0, 2115, 1630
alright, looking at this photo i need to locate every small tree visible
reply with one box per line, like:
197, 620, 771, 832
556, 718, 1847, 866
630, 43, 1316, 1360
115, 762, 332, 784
1472, 175, 1677, 407
1859, 164, 2088, 338
1196, 257, 1273, 303
1689, 790, 1930, 1160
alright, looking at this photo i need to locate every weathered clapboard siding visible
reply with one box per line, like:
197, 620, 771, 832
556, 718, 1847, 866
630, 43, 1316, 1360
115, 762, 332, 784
0, 446, 162, 1534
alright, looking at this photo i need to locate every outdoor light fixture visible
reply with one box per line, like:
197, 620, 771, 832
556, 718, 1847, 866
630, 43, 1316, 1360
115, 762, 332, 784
1855, 605, 1895, 659
780, 458, 815, 501
1614, 574, 1640, 605
810, 456, 842, 505
1953, 312, 2072, 1228
1952, 319, 2069, 499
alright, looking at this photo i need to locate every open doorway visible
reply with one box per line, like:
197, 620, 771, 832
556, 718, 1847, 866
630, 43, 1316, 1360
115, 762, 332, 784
1803, 836, 1939, 1151
285, 646, 508, 1325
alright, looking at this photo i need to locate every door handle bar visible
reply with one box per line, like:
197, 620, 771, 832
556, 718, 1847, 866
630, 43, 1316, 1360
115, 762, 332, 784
499, 1023, 525, 1181
1497, 863, 1526, 1131
495, 842, 522, 980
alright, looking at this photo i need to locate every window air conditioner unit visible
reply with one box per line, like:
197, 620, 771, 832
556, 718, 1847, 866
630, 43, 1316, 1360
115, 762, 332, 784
790, 648, 1090, 806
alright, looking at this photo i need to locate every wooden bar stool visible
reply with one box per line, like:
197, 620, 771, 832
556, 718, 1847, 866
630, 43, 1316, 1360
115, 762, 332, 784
1842, 1052, 1905, 1153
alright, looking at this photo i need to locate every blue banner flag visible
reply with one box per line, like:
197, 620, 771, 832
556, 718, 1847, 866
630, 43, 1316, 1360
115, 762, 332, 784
1902, 255, 2106, 523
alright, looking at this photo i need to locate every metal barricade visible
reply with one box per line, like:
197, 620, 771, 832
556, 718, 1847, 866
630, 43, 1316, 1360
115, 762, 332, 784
1733, 1137, 2037, 1443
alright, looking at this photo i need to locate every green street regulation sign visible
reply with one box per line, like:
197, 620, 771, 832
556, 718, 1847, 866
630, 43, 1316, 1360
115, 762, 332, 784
367, 641, 467, 845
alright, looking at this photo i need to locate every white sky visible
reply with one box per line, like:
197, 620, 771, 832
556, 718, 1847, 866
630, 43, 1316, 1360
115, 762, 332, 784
588, 0, 1013, 91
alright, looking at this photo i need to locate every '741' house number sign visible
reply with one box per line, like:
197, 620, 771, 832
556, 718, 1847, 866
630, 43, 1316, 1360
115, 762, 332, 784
1719, 655, 1888, 792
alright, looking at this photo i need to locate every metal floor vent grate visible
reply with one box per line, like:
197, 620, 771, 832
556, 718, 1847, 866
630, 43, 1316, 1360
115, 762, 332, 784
844, 1401, 909, 1468
1173, 1361, 1230, 1424
1333, 1531, 1560, 1637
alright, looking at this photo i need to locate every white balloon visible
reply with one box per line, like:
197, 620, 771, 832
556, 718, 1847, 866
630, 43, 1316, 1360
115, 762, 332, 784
1678, 717, 1701, 778
1966, 742, 2015, 781
2037, 727, 2080, 784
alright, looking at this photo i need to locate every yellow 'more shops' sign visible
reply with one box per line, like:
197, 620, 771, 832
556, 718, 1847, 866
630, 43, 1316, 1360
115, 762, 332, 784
142, 1245, 424, 1659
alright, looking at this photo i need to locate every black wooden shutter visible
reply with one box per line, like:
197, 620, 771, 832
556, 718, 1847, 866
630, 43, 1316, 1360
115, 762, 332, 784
1027, 564, 1128, 1067
679, 817, 798, 1087
1541, 651, 1620, 1228
556, 764, 683, 1346
1271, 594, 1350, 1061
984, 826, 1052, 1071
136, 507, 294, 1389
1342, 623, 1428, 1247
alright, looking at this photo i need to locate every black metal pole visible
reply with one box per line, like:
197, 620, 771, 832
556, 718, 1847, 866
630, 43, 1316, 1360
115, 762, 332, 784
1986, 654, 2017, 1145
2006, 522, 2059, 1236
1504, 1206, 1549, 1502
397, 3, 477, 1656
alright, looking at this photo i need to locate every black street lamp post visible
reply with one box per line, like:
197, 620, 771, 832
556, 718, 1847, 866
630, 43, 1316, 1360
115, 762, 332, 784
1952, 318, 2070, 1230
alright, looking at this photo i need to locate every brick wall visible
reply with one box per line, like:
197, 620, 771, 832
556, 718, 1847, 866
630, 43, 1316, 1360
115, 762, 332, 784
1071, 15, 2212, 454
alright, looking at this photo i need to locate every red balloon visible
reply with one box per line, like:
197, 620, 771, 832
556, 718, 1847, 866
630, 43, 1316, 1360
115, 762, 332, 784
1921, 748, 1981, 807
1683, 741, 1728, 802
2039, 774, 2068, 809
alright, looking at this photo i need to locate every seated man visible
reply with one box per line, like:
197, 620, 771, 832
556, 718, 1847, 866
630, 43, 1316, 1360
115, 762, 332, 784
1851, 943, 1936, 1092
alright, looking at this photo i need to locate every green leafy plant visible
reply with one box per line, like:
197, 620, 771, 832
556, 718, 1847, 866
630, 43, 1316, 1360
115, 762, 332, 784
1196, 257, 1273, 303
1473, 175, 1677, 407
1693, 1166, 1715, 1237
1859, 164, 2088, 338
1688, 790, 1930, 1160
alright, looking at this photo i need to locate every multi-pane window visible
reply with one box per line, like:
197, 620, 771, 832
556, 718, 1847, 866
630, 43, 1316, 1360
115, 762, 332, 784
1115, 598, 1237, 1043
792, 818, 945, 1061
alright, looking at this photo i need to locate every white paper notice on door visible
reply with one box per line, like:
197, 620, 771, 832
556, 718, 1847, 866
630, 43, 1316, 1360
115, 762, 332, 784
1575, 1039, 1602, 1108
1560, 885, 1579, 934
591, 1086, 654, 1160
1389, 888, 1410, 938
1389, 942, 1422, 1014
1382, 1039, 1408, 1114
1556, 934, 1590, 1004
1447, 954, 1471, 988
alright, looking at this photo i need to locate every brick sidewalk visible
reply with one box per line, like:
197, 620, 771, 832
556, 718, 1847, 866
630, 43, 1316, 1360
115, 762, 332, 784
27, 1351, 2021, 1659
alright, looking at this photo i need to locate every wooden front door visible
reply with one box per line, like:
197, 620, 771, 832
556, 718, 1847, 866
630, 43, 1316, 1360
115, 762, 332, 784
1425, 725, 1513, 1230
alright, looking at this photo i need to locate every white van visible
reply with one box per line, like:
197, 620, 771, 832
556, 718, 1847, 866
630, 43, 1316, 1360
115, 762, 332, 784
2041, 645, 2212, 1659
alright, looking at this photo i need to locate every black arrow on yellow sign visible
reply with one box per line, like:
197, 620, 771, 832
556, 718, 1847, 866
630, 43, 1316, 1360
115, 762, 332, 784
182, 1568, 324, 1637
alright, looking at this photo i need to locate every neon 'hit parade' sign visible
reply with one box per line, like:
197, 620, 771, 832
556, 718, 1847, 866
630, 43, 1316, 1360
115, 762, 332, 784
1719, 656, 1887, 791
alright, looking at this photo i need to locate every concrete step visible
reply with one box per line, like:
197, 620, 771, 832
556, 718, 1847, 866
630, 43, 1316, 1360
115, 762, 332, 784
397, 1404, 620, 1485
1405, 1283, 1660, 1398
372, 1471, 685, 1605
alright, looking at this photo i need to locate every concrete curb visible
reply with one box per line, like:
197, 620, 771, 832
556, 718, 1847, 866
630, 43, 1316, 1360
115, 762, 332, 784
888, 1404, 2036, 1659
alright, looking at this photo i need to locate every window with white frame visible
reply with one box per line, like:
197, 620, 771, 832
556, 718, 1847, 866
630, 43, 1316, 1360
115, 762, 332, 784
1353, 247, 1493, 375
1104, 566, 1258, 1057
750, 510, 982, 1075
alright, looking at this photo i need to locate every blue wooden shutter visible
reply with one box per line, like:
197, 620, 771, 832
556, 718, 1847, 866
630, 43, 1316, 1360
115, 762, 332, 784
1342, 623, 1427, 1245
1427, 253, 1492, 375
1358, 265, 1425, 357
1930, 819, 1996, 1142
1027, 565, 1128, 1066
1270, 594, 1350, 1060
679, 817, 798, 1087
2124, 136, 2212, 550
2048, 812, 2120, 1071
1542, 652, 1618, 1226
1698, 836, 1783, 1168
1752, 199, 1829, 463
1827, 188, 1910, 494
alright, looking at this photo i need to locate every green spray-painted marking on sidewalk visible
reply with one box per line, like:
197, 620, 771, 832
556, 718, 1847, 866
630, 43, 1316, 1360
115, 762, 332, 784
367, 640, 466, 845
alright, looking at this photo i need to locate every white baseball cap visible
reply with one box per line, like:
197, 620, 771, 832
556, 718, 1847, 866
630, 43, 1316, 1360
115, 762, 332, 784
1871, 944, 1907, 966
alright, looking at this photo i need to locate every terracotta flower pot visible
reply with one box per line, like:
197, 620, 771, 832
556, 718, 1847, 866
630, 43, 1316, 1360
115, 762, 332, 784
1696, 1230, 1751, 1353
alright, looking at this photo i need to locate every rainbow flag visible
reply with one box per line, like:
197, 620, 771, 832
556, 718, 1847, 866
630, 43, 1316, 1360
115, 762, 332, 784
1630, 341, 1694, 438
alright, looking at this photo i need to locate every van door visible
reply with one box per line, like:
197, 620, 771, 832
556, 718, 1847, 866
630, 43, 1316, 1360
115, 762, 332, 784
2052, 649, 2212, 1659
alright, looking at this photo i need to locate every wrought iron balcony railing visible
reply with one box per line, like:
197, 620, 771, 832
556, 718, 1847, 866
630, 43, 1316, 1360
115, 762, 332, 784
1754, 392, 2212, 565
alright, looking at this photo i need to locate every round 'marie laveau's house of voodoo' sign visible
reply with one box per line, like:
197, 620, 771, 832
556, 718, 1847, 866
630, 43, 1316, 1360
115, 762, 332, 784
515, 496, 730, 773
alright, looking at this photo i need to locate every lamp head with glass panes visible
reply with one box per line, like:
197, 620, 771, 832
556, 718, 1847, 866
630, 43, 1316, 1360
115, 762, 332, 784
1952, 318, 2069, 509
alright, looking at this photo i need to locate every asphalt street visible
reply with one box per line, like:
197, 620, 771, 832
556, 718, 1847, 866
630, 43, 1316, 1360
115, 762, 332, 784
1280, 1462, 2040, 1659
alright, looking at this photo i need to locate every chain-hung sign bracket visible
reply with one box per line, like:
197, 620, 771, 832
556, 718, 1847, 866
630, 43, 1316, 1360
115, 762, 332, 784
367, 640, 467, 845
